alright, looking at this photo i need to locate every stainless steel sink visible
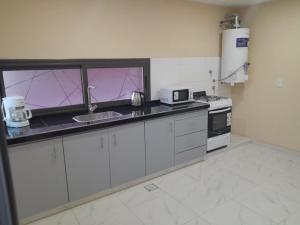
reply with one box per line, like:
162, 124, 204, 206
73, 111, 123, 123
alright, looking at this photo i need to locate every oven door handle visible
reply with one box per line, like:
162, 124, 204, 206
209, 107, 231, 114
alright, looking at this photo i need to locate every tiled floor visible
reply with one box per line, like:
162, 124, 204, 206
28, 135, 300, 225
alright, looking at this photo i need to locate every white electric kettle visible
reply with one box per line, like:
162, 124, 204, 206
1, 96, 32, 128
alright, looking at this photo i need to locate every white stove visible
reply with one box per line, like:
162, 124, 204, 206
195, 96, 232, 110
193, 91, 232, 152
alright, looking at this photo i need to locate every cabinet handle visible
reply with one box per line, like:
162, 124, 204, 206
100, 136, 104, 149
113, 134, 117, 146
52, 146, 57, 161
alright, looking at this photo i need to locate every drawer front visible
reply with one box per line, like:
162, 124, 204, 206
175, 111, 207, 136
175, 131, 207, 154
174, 110, 207, 121
175, 146, 206, 166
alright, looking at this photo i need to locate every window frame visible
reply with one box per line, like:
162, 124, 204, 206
83, 59, 150, 109
0, 59, 151, 117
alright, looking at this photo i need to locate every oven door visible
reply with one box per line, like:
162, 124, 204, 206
208, 107, 231, 138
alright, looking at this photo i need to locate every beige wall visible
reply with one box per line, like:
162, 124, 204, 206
0, 0, 230, 59
2, 0, 298, 151
232, 0, 300, 151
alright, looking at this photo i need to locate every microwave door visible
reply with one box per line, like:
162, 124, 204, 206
173, 89, 189, 102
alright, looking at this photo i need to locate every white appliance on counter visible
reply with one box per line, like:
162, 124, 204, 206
194, 91, 232, 152
160, 87, 193, 105
1, 96, 32, 128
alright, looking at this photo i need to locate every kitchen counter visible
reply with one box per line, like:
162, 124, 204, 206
6, 101, 209, 145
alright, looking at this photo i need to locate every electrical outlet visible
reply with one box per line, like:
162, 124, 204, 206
276, 79, 284, 88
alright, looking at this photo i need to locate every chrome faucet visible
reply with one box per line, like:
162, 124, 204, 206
87, 85, 97, 113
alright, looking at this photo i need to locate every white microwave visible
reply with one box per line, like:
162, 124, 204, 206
160, 87, 193, 105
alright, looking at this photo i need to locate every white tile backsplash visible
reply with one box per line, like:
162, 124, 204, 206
150, 57, 231, 100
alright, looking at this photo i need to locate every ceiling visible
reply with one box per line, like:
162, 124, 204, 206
191, 0, 272, 7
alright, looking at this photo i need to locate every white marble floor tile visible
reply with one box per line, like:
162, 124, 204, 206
226, 143, 300, 186
235, 186, 300, 223
253, 142, 300, 158
93, 209, 143, 225
229, 134, 251, 149
131, 193, 196, 225
202, 200, 277, 225
261, 172, 300, 202
205, 170, 258, 201
181, 155, 238, 184
225, 159, 277, 185
152, 170, 200, 202
181, 182, 228, 215
284, 170, 300, 186
28, 210, 79, 225
117, 179, 164, 208
264, 151, 300, 176
181, 160, 222, 183
227, 143, 275, 166
71, 195, 131, 225
208, 151, 248, 170
182, 217, 211, 225
280, 210, 300, 225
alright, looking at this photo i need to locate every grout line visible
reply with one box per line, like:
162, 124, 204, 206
151, 174, 224, 219
116, 170, 201, 224
229, 196, 282, 225
115, 195, 146, 225
181, 216, 213, 225
70, 209, 82, 225
116, 188, 161, 211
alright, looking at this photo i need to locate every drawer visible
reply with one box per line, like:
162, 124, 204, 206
175, 112, 207, 136
175, 146, 206, 166
175, 131, 207, 154
174, 110, 207, 121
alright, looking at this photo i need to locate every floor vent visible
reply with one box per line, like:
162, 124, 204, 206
144, 183, 159, 192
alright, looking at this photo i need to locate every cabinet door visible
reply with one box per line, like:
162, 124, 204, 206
110, 122, 145, 187
63, 130, 110, 201
145, 117, 174, 175
9, 138, 68, 219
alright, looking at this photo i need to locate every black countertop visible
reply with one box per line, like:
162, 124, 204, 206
6, 101, 209, 146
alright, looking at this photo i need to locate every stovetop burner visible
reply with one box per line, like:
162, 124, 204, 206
193, 91, 226, 102
196, 96, 222, 102
193, 91, 232, 110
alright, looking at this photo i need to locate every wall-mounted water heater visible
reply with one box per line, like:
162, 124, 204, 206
220, 14, 250, 86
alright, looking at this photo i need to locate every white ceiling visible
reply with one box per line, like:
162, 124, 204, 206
191, 0, 272, 7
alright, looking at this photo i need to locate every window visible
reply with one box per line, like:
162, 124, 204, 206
2, 69, 83, 109
0, 59, 150, 116
87, 67, 144, 103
